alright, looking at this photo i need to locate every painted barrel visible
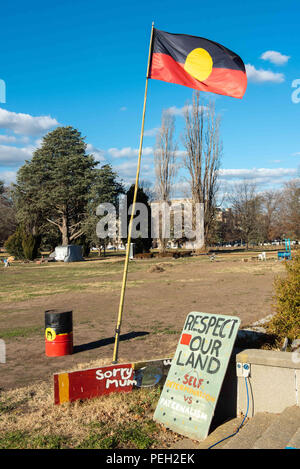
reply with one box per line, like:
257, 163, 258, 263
45, 309, 73, 357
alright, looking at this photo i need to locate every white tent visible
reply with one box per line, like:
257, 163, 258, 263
54, 245, 83, 262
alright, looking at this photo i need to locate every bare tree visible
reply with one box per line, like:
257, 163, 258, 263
182, 92, 222, 247
154, 111, 178, 252
230, 181, 263, 249
261, 189, 281, 241
278, 179, 300, 239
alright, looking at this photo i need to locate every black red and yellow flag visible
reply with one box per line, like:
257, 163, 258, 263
149, 29, 247, 99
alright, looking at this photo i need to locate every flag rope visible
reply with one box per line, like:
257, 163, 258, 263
112, 22, 154, 363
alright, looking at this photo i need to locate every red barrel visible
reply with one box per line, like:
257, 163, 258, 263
45, 309, 73, 357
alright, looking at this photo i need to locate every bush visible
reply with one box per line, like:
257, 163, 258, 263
4, 228, 40, 260
22, 233, 40, 260
4, 228, 24, 259
268, 255, 300, 341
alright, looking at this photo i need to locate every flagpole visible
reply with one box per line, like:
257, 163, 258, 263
112, 22, 155, 364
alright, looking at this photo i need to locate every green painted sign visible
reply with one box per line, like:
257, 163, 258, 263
153, 312, 240, 441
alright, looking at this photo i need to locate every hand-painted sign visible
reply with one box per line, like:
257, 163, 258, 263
54, 358, 172, 405
153, 312, 240, 441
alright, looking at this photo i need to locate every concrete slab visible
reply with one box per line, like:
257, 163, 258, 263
222, 413, 278, 449
286, 427, 300, 449
172, 417, 243, 450
253, 406, 300, 449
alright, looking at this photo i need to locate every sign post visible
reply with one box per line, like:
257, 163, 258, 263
153, 312, 240, 441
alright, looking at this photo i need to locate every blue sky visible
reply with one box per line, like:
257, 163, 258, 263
0, 0, 299, 197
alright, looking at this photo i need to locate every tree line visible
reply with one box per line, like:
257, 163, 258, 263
217, 179, 300, 249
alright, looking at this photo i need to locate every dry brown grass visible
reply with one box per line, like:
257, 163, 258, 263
0, 357, 181, 449
214, 261, 285, 275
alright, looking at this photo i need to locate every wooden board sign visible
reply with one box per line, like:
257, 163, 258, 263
153, 312, 240, 441
54, 358, 172, 405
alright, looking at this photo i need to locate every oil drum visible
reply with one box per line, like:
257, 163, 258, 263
45, 309, 73, 357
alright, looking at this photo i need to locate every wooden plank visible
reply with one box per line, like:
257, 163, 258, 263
54, 358, 172, 405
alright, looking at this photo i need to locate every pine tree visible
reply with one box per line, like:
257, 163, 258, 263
82, 164, 124, 254
122, 185, 153, 254
14, 126, 97, 246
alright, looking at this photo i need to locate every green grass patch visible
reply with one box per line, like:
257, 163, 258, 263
150, 323, 180, 335
0, 431, 69, 449
0, 325, 42, 339
77, 420, 157, 449
30, 434, 69, 449
0, 431, 29, 449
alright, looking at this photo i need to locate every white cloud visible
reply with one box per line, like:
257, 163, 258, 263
218, 168, 298, 189
219, 168, 297, 179
165, 104, 208, 117
35, 138, 43, 148
144, 127, 161, 137
0, 140, 106, 168
113, 158, 154, 185
86, 143, 106, 163
120, 106, 127, 112
291, 152, 300, 157
165, 105, 192, 116
0, 135, 17, 143
173, 168, 299, 197
0, 134, 31, 145
0, 170, 17, 184
172, 181, 191, 197
115, 160, 141, 176
245, 64, 285, 83
260, 50, 290, 66
0, 144, 35, 165
174, 150, 187, 158
0, 108, 59, 135
107, 146, 153, 159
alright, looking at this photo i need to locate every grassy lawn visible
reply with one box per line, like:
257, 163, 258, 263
0, 254, 212, 304
0, 376, 176, 449
0, 258, 145, 303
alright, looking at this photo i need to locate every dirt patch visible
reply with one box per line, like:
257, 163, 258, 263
148, 265, 165, 273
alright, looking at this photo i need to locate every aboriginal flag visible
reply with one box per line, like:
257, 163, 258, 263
149, 29, 247, 99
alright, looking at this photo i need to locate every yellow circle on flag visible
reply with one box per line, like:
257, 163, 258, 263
45, 327, 56, 341
184, 48, 213, 82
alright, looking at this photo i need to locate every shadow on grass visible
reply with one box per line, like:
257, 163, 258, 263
73, 331, 149, 354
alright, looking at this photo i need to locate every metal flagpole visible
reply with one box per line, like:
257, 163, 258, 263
112, 22, 155, 364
